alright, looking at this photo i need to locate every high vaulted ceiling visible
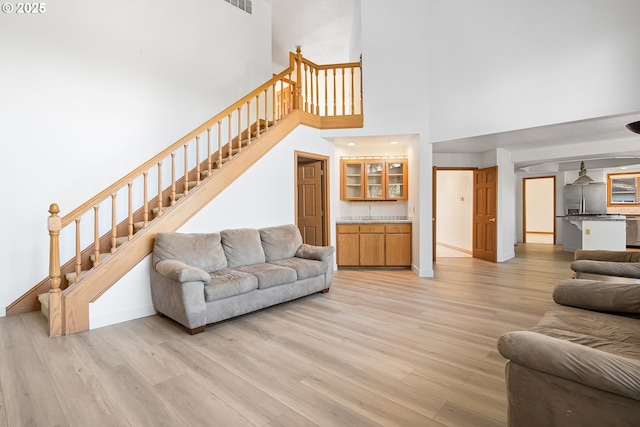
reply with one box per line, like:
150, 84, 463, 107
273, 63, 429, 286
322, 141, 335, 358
266, 0, 640, 171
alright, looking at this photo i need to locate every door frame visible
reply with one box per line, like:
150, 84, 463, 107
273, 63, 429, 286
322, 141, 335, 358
294, 151, 330, 246
523, 175, 556, 244
433, 166, 477, 261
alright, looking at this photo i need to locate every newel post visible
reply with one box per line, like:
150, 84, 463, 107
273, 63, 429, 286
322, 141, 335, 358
48, 203, 63, 337
294, 45, 303, 111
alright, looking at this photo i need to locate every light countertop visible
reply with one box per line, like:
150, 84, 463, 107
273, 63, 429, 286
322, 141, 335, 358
336, 216, 412, 224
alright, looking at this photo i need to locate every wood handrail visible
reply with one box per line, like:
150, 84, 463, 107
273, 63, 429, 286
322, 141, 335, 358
60, 56, 300, 228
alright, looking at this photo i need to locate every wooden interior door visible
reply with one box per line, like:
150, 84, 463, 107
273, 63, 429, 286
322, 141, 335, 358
473, 166, 498, 262
297, 159, 324, 245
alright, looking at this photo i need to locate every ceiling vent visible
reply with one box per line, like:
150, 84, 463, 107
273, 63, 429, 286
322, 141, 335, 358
224, 0, 252, 14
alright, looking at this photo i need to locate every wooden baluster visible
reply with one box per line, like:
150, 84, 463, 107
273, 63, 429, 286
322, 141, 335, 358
270, 85, 274, 126
93, 206, 100, 266
308, 65, 313, 113
127, 182, 133, 239
183, 144, 189, 196
171, 153, 176, 205
255, 95, 260, 137
359, 57, 363, 114
304, 63, 309, 112
143, 172, 148, 227
333, 68, 337, 116
47, 204, 62, 337
237, 108, 242, 153
315, 68, 319, 115
341, 67, 346, 116
350, 66, 355, 114
227, 114, 232, 159
156, 162, 163, 217
324, 70, 328, 116
195, 136, 201, 186
75, 219, 81, 281
279, 79, 284, 118
264, 89, 273, 131
246, 101, 251, 145
217, 121, 222, 168
206, 129, 212, 177
111, 194, 117, 252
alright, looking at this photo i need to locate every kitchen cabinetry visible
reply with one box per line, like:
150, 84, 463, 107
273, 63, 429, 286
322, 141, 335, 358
336, 223, 412, 267
340, 159, 408, 201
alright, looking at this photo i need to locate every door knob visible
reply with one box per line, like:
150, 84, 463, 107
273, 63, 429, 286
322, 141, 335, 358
489, 218, 496, 222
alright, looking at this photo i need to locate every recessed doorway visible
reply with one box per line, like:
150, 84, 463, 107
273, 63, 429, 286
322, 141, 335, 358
523, 176, 556, 244
295, 151, 330, 246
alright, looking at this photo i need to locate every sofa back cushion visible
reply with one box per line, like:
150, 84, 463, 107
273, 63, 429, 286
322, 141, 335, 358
221, 228, 266, 268
153, 232, 227, 272
259, 224, 303, 262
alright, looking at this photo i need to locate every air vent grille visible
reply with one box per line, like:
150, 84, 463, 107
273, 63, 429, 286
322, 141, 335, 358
224, 0, 252, 14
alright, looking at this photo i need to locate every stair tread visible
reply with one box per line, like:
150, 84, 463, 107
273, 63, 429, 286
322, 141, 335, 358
90, 252, 113, 263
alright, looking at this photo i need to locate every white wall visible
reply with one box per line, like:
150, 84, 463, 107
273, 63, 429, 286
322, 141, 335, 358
91, 125, 336, 328
0, 0, 273, 316
426, 0, 640, 143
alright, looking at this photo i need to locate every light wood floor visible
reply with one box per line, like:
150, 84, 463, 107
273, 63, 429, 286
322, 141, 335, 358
0, 243, 575, 427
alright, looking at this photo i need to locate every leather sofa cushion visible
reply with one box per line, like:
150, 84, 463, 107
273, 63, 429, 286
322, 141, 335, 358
205, 269, 258, 302
220, 228, 266, 268
153, 232, 227, 273
270, 258, 327, 280
236, 263, 297, 289
259, 224, 303, 262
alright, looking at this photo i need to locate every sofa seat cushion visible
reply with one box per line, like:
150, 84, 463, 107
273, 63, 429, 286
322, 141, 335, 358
235, 263, 297, 289
531, 305, 640, 360
204, 268, 258, 302
270, 257, 327, 280
259, 224, 303, 261
220, 228, 265, 268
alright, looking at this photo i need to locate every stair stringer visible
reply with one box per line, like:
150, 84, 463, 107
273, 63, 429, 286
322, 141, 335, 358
60, 111, 305, 335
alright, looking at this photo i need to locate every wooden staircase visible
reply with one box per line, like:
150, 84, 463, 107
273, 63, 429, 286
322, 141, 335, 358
6, 49, 363, 336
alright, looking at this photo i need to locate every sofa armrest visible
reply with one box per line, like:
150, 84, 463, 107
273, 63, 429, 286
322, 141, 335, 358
574, 250, 640, 262
295, 244, 335, 261
498, 331, 640, 401
155, 259, 211, 284
571, 260, 640, 279
553, 279, 640, 313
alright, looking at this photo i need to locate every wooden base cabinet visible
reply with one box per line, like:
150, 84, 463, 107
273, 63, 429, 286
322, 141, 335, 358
336, 223, 412, 267
336, 225, 360, 266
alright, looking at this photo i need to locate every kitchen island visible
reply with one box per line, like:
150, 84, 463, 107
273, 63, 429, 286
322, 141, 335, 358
560, 214, 626, 252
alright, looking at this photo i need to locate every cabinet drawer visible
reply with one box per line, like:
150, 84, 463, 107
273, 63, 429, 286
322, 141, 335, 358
359, 224, 386, 233
386, 224, 411, 233
337, 224, 360, 233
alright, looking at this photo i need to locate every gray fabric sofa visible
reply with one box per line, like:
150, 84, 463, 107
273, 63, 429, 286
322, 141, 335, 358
498, 277, 640, 426
571, 249, 640, 280
150, 224, 335, 334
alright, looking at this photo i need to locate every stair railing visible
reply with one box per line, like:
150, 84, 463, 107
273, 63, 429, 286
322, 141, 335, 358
41, 49, 362, 336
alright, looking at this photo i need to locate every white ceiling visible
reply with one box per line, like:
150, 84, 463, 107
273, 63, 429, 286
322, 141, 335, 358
265, 0, 640, 170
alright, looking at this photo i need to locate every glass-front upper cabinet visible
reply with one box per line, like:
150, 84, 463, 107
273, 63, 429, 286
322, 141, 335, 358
341, 160, 364, 200
365, 161, 385, 200
386, 160, 408, 200
608, 172, 640, 205
340, 158, 409, 201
